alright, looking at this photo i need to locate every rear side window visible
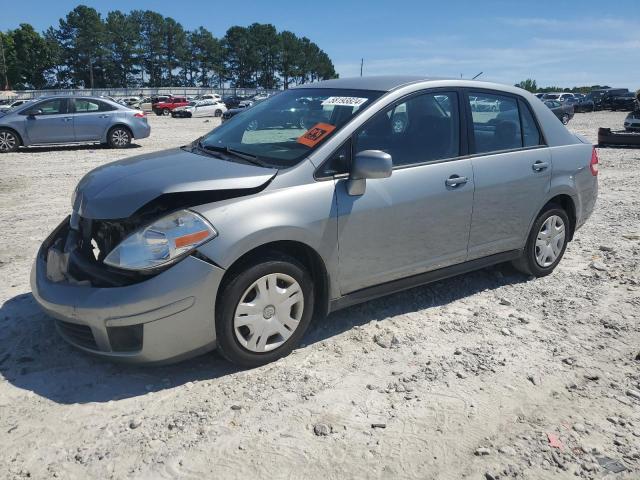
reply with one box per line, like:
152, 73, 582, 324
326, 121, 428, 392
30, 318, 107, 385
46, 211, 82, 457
74, 99, 116, 113
468, 92, 544, 154
518, 100, 543, 147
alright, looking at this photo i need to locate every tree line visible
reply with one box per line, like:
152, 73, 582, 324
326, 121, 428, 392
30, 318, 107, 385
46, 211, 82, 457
514, 78, 621, 94
0, 5, 337, 90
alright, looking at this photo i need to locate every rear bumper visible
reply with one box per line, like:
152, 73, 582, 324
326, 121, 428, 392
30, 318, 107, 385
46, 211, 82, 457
31, 219, 224, 364
131, 121, 151, 139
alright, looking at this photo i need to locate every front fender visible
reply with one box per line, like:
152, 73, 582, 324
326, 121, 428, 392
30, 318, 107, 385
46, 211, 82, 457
192, 179, 340, 299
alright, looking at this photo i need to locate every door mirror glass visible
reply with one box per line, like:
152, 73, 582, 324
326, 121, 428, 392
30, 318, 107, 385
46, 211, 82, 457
29, 109, 44, 116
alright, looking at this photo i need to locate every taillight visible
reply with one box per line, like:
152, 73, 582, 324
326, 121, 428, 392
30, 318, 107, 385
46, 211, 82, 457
134, 111, 145, 118
590, 147, 599, 176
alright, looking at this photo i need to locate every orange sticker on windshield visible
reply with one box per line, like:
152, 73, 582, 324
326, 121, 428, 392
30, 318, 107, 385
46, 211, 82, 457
297, 123, 336, 148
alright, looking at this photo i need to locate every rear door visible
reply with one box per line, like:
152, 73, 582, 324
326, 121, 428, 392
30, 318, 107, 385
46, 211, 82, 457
71, 98, 117, 141
23, 98, 74, 144
464, 91, 551, 259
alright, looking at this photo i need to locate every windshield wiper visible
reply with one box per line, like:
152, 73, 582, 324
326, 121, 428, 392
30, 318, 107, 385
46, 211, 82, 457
201, 143, 265, 167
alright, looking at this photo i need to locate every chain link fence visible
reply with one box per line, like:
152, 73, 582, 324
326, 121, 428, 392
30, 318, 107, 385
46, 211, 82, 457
1, 87, 281, 101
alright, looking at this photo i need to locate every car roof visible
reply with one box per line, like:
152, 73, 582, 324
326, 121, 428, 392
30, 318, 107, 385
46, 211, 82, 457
293, 75, 449, 92
292, 76, 555, 98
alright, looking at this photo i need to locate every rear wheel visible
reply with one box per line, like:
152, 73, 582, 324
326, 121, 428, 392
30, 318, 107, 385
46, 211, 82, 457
561, 113, 570, 125
215, 254, 314, 368
107, 126, 132, 149
215, 109, 222, 117
162, 108, 170, 116
512, 205, 569, 277
0, 129, 20, 153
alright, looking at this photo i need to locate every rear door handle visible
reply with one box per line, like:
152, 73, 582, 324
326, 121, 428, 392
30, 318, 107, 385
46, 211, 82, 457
532, 161, 549, 171
445, 175, 468, 187
98, 114, 110, 118
62, 117, 73, 122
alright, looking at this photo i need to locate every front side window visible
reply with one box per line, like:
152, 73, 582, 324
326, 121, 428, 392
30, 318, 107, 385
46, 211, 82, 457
201, 88, 383, 168
355, 91, 460, 167
25, 99, 66, 116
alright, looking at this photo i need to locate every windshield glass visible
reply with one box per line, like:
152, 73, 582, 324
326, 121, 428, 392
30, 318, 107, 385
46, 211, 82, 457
200, 88, 384, 168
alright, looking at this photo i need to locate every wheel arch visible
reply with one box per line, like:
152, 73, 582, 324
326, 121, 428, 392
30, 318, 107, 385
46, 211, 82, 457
104, 123, 134, 142
218, 240, 331, 319
543, 194, 577, 241
0, 126, 24, 147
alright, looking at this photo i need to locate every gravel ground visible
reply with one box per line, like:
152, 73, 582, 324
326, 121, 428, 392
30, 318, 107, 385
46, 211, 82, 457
0, 112, 639, 480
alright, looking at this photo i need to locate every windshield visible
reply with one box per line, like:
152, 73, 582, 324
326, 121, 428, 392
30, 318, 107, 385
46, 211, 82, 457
200, 88, 384, 168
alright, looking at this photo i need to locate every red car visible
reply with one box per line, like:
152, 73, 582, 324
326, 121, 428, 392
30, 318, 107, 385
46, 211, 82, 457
153, 97, 189, 116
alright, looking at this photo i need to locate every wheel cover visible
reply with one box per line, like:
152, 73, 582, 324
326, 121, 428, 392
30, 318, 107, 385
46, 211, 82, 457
111, 129, 129, 146
0, 131, 17, 151
535, 215, 566, 267
233, 273, 304, 353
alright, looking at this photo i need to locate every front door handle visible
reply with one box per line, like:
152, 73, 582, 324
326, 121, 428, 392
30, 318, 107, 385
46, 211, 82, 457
62, 117, 73, 122
445, 175, 468, 188
532, 161, 549, 172
98, 114, 110, 118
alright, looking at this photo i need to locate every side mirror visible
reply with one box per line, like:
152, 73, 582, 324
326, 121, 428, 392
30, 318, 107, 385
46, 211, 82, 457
347, 150, 392, 196
27, 109, 43, 118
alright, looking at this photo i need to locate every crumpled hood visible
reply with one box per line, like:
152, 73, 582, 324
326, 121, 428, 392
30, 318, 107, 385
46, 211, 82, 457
73, 148, 277, 219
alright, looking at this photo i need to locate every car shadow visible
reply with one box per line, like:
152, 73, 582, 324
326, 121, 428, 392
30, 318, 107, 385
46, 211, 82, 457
17, 144, 142, 153
0, 263, 527, 405
305, 262, 528, 345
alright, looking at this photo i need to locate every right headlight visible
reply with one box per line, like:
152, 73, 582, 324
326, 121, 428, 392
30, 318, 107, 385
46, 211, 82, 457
103, 210, 217, 271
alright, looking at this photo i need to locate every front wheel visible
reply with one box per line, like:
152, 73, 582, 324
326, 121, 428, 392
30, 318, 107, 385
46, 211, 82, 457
0, 129, 20, 153
107, 126, 132, 149
215, 254, 314, 368
512, 205, 569, 277
561, 113, 570, 125
214, 109, 222, 117
162, 108, 170, 116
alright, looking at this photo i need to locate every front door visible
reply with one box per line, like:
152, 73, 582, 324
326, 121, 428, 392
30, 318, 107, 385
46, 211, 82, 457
24, 98, 74, 144
464, 91, 551, 259
336, 90, 474, 294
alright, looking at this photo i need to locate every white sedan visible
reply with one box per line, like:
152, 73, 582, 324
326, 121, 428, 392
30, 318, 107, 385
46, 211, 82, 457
171, 100, 227, 118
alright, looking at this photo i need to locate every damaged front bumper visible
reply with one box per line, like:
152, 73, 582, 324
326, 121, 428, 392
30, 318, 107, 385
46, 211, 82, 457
30, 218, 225, 364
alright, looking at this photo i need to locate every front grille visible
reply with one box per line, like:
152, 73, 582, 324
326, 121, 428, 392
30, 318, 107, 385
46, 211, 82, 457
56, 320, 98, 350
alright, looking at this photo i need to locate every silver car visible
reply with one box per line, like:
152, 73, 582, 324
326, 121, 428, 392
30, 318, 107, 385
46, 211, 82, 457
0, 96, 151, 152
31, 77, 598, 367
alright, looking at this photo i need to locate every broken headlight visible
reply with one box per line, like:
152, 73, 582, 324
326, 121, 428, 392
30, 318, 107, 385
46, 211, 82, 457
103, 210, 217, 271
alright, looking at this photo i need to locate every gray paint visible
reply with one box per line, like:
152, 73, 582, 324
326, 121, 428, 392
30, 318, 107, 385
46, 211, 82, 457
73, 148, 276, 219
32, 78, 598, 363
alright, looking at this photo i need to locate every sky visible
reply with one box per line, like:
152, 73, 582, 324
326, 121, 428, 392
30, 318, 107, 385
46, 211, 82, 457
0, 0, 638, 89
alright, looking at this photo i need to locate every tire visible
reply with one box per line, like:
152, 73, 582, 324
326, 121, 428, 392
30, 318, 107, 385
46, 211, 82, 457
215, 253, 315, 368
0, 128, 20, 153
512, 204, 570, 277
215, 109, 222, 117
107, 126, 132, 149
162, 108, 170, 116
561, 114, 570, 125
